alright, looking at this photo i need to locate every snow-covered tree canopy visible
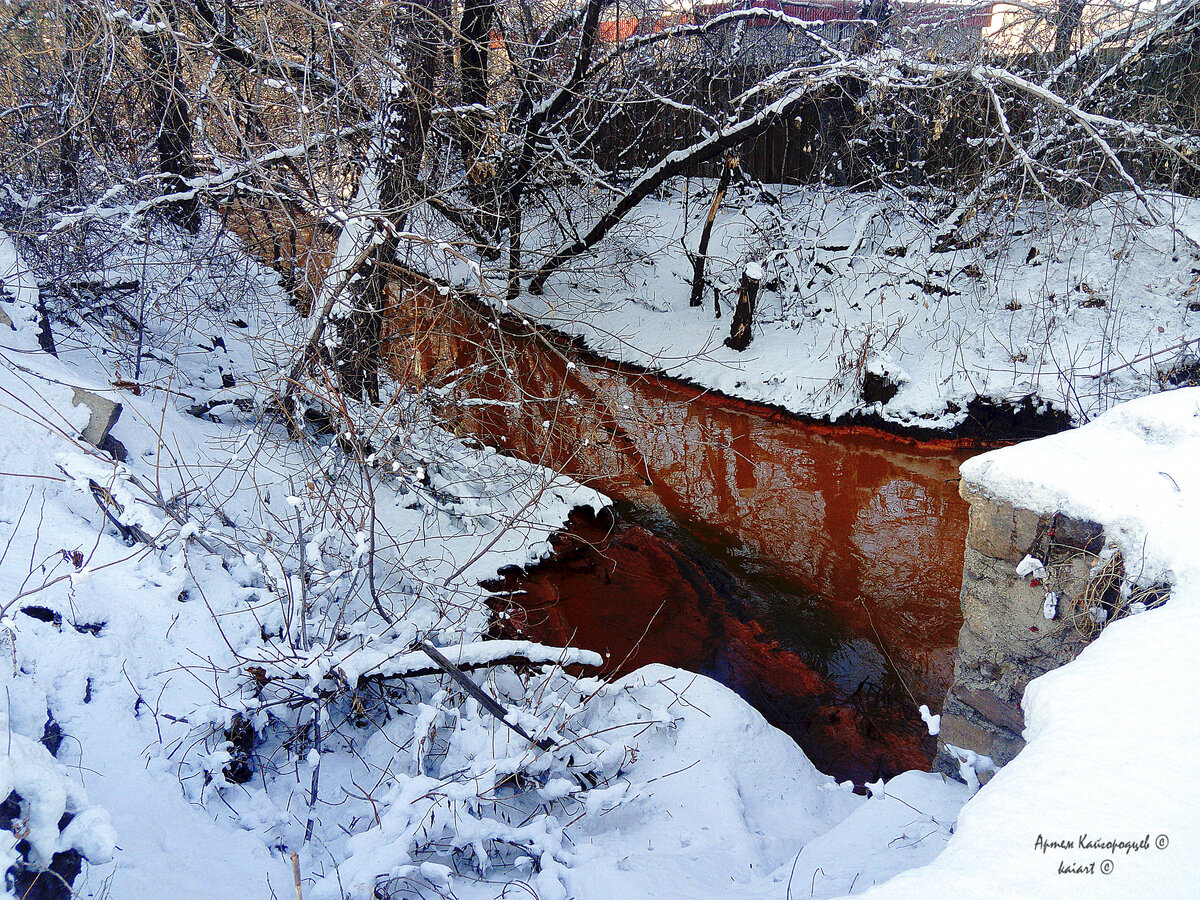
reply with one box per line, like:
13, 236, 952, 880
4, 0, 1198, 308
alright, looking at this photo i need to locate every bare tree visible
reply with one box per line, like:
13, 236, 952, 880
324, 0, 449, 403
139, 1, 201, 230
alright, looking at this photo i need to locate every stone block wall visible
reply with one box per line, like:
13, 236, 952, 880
937, 478, 1108, 775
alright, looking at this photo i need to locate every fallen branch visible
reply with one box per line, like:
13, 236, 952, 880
415, 641, 559, 751
338, 638, 604, 684
88, 480, 154, 546
289, 637, 603, 752
1088, 335, 1200, 379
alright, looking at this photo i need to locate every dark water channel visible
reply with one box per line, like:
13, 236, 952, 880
390, 300, 979, 785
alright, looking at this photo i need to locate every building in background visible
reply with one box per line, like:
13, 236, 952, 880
632, 0, 997, 65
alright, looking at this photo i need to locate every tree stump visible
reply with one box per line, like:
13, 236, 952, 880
724, 264, 762, 351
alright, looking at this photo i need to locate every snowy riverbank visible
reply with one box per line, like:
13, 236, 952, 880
0, 225, 603, 897
450, 183, 1200, 435
4, 213, 1197, 898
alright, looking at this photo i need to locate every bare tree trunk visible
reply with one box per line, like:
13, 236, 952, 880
688, 156, 736, 308
57, 13, 84, 198
459, 0, 503, 238
724, 265, 761, 352
140, 1, 200, 231
459, 0, 495, 189
1053, 0, 1086, 56
327, 0, 446, 403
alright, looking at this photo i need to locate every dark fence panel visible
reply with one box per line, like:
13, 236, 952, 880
573, 66, 996, 187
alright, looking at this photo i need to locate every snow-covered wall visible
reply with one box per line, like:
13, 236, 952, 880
866, 387, 1200, 899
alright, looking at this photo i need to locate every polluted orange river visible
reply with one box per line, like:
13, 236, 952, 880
388, 297, 983, 786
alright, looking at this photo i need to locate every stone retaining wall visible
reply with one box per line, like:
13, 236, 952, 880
937, 478, 1110, 776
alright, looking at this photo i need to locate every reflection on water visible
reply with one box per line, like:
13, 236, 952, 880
386, 296, 979, 784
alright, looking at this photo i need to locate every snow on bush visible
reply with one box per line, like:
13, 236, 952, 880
1, 217, 677, 898
0, 677, 115, 897
311, 667, 649, 900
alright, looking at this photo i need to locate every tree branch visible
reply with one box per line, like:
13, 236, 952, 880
528, 65, 849, 293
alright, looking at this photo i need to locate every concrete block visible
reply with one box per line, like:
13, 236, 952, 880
71, 388, 122, 449
951, 685, 1025, 734
943, 478, 1108, 778
939, 712, 1025, 767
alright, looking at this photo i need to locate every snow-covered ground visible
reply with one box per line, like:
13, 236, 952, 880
3, 208, 1197, 899
0, 223, 959, 899
0, 225, 605, 898
447, 183, 1200, 430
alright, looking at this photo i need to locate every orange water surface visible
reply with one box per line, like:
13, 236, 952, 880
388, 297, 980, 784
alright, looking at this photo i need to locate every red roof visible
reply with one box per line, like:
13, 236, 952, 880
600, 17, 641, 41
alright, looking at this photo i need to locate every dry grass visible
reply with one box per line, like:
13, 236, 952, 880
1048, 545, 1171, 638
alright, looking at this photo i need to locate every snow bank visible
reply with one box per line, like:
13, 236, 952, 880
862, 387, 1200, 899
524, 664, 985, 900
469, 184, 1200, 430
960, 387, 1200, 585
564, 665, 862, 898
0, 735, 116, 870
0, 229, 39, 310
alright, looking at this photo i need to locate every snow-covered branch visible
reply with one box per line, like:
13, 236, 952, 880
529, 61, 862, 292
